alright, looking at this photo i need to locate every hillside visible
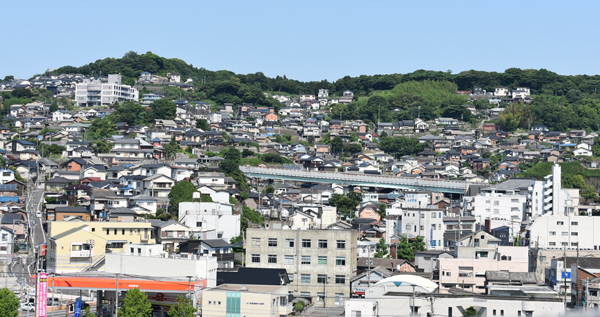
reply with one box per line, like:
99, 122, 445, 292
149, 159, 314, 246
39, 51, 600, 130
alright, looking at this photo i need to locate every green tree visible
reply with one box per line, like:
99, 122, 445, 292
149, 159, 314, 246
294, 301, 305, 312
264, 185, 275, 194
91, 140, 113, 154
42, 144, 66, 156
377, 204, 386, 218
88, 118, 117, 139
463, 306, 478, 316
150, 98, 177, 120
168, 181, 198, 216
196, 119, 209, 131
164, 140, 182, 159
498, 102, 535, 131
331, 136, 343, 155
119, 288, 152, 317
242, 149, 254, 158
168, 295, 197, 317
396, 236, 427, 261
375, 237, 388, 258
0, 287, 19, 317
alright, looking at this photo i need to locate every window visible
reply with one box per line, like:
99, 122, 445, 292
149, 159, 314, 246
562, 232, 568, 236
540, 256, 547, 262
550, 231, 556, 236
301, 256, 311, 265
557, 221, 564, 225
268, 254, 277, 263
226, 292, 240, 315
511, 199, 519, 203
572, 232, 578, 236
106, 229, 110, 235
336, 257, 346, 266
300, 292, 310, 297
284, 255, 294, 265
317, 274, 327, 283
288, 273, 294, 283
301, 274, 310, 283
501, 310, 504, 316
302, 239, 311, 248
493, 209, 499, 214
549, 242, 556, 246
337, 240, 346, 249
251, 254, 260, 263
335, 275, 346, 284
493, 310, 496, 316
318, 239, 328, 249
285, 238, 294, 248
432, 212, 436, 218
494, 200, 499, 206
421, 213, 425, 218
318, 256, 327, 265
572, 242, 578, 246
572, 221, 578, 226
251, 238, 260, 246
420, 225, 424, 231
561, 242, 568, 246
268, 238, 277, 247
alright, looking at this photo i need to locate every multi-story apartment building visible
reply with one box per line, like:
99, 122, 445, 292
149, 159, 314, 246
528, 164, 577, 217
245, 228, 357, 307
75, 74, 138, 106
463, 191, 526, 231
400, 206, 445, 250
47, 221, 155, 273
179, 202, 239, 241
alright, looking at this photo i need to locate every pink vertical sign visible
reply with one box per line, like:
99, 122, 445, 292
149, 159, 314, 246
38, 273, 48, 317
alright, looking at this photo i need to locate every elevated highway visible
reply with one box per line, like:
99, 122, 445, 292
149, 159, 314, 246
240, 166, 468, 194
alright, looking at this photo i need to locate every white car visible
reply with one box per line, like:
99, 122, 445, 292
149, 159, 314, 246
36, 210, 42, 218
21, 302, 35, 311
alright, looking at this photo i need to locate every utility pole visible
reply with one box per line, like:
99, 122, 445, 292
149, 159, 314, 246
115, 273, 119, 317
563, 246, 567, 306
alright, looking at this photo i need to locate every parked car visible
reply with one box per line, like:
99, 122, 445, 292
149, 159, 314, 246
21, 302, 35, 311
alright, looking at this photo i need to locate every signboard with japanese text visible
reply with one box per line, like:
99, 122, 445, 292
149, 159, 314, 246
38, 272, 48, 317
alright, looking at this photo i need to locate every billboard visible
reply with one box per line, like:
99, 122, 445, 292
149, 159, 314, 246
38, 272, 48, 317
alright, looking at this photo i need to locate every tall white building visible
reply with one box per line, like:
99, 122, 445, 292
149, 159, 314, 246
527, 164, 576, 217
76, 74, 139, 106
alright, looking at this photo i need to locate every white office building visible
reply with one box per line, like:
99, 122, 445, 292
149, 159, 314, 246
76, 74, 139, 106
400, 206, 445, 250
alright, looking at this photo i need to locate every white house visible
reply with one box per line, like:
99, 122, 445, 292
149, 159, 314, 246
52, 110, 72, 122
0, 226, 15, 255
0, 169, 15, 184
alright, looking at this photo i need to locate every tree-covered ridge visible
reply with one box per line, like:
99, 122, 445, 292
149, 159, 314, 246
41, 51, 600, 131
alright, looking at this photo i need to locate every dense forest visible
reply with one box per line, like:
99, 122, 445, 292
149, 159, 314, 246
39, 51, 600, 131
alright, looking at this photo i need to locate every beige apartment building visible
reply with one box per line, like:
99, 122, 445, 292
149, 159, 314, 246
47, 221, 155, 273
202, 284, 292, 317
245, 228, 357, 307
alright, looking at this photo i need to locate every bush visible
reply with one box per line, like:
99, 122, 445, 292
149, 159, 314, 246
294, 301, 305, 312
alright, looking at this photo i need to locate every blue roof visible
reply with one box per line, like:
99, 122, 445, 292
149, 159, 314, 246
560, 143, 577, 147
152, 138, 161, 141
0, 197, 18, 202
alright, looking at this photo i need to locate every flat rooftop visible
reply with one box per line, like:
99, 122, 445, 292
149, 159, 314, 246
212, 284, 284, 294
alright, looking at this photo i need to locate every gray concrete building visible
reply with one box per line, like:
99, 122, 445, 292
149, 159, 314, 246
245, 228, 357, 307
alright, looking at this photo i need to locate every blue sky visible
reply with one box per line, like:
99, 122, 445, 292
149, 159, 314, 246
2, 0, 599, 82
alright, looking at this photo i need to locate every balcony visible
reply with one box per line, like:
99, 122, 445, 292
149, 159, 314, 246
544, 189, 552, 196
544, 181, 553, 189
214, 253, 235, 262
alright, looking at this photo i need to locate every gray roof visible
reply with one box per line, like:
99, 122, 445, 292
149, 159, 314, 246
481, 177, 535, 192
201, 239, 231, 249
55, 207, 89, 213
485, 271, 537, 284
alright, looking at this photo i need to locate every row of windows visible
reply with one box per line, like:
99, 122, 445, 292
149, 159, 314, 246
556, 221, 578, 225
549, 242, 578, 246
252, 238, 346, 249
290, 273, 346, 284
549, 231, 578, 236
252, 254, 346, 266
